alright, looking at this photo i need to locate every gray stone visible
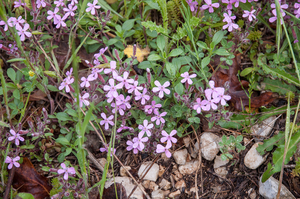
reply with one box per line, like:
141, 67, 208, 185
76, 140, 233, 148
173, 149, 188, 165
213, 155, 229, 178
178, 160, 199, 175
251, 116, 277, 141
259, 176, 295, 199
200, 132, 221, 161
138, 161, 159, 182
244, 142, 267, 169
151, 189, 165, 199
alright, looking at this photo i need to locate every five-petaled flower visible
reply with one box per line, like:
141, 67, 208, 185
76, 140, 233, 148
243, 9, 256, 22
160, 130, 177, 146
8, 129, 24, 145
17, 23, 32, 41
5, 156, 20, 169
152, 80, 170, 98
100, 143, 116, 156
201, 0, 219, 13
151, 111, 167, 125
156, 142, 172, 158
186, 0, 198, 12
57, 163, 76, 180
86, 0, 101, 15
126, 133, 148, 154
103, 79, 122, 98
193, 98, 208, 114
180, 72, 196, 85
138, 120, 153, 137
100, 113, 114, 130
144, 100, 161, 115
135, 88, 150, 105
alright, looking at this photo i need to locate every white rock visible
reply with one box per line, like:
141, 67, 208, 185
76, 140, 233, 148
149, 181, 159, 191
175, 179, 186, 191
178, 160, 199, 175
169, 190, 181, 198
200, 132, 221, 161
159, 178, 172, 190
183, 137, 191, 148
138, 161, 159, 182
251, 116, 277, 140
105, 177, 144, 199
214, 155, 229, 178
248, 188, 256, 199
151, 189, 165, 199
173, 149, 188, 165
259, 176, 295, 199
120, 166, 131, 177
244, 142, 267, 169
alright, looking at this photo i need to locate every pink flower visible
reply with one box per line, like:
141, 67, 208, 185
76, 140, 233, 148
8, 129, 24, 145
152, 80, 170, 98
77, 93, 90, 107
214, 90, 231, 106
126, 134, 148, 154
138, 120, 153, 137
59, 77, 74, 93
243, 9, 256, 22
116, 71, 134, 89
86, 0, 101, 15
54, 0, 64, 7
186, 0, 198, 12
5, 156, 20, 169
128, 81, 143, 95
100, 113, 114, 130
144, 100, 161, 114
221, 0, 235, 10
233, 0, 246, 8
88, 68, 103, 81
156, 142, 172, 158
116, 94, 131, 109
14, 0, 26, 8
203, 90, 219, 111
103, 79, 122, 98
63, 4, 77, 17
57, 163, 76, 180
17, 23, 32, 41
180, 72, 196, 85
13, 16, 25, 30
47, 8, 59, 23
160, 130, 177, 146
193, 98, 208, 114
135, 88, 150, 105
151, 111, 167, 125
111, 102, 126, 115
94, 47, 108, 59
104, 61, 118, 78
223, 10, 236, 23
205, 80, 225, 99
54, 15, 67, 29
80, 77, 90, 88
100, 143, 116, 156
36, 0, 46, 8
117, 124, 133, 133
201, 0, 219, 13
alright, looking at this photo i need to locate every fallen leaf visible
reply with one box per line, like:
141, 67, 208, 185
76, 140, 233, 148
12, 157, 52, 199
211, 54, 275, 111
124, 45, 150, 62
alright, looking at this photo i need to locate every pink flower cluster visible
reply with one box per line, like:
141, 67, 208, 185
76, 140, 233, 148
0, 16, 32, 41
269, 1, 288, 24
193, 80, 231, 114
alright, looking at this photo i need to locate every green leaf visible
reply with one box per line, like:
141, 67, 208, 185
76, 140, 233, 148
212, 30, 224, 46
141, 21, 168, 35
261, 78, 298, 95
240, 67, 254, 76
56, 137, 70, 146
256, 131, 285, 155
144, 0, 160, 10
138, 61, 154, 69
47, 85, 59, 92
165, 62, 176, 77
0, 121, 9, 127
122, 19, 136, 31
17, 193, 34, 199
7, 68, 16, 82
174, 82, 184, 95
157, 35, 165, 52
64, 147, 72, 156
201, 57, 210, 68
56, 112, 71, 121
188, 117, 200, 124
168, 48, 183, 57
13, 89, 20, 100
214, 48, 230, 56
196, 41, 208, 49
7, 58, 26, 63
148, 54, 161, 61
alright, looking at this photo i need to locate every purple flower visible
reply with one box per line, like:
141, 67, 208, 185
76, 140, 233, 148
63, 4, 77, 17
104, 61, 118, 78
5, 156, 20, 169
88, 68, 103, 81
138, 120, 153, 137
151, 111, 167, 125
0, 20, 9, 31
94, 47, 108, 60
156, 142, 172, 158
8, 129, 24, 145
77, 93, 90, 107
13, 16, 25, 30
103, 79, 122, 98
47, 8, 59, 23
193, 98, 208, 114
14, 0, 26, 8
221, 0, 235, 10
243, 9, 256, 22
186, 0, 198, 12
80, 77, 90, 88
269, 1, 288, 24
160, 130, 177, 146
57, 163, 76, 180
54, 0, 64, 7
223, 10, 236, 23
54, 15, 67, 29
144, 101, 161, 114
111, 102, 125, 115
180, 72, 196, 85
201, 0, 219, 13
116, 71, 134, 89
205, 80, 225, 100
59, 77, 74, 93
214, 90, 231, 106
100, 143, 116, 156
295, 8, 300, 18
86, 0, 101, 15
152, 80, 170, 98
17, 23, 32, 41
135, 88, 150, 105
233, 0, 246, 8
203, 90, 219, 111
128, 81, 143, 95
126, 133, 148, 154
100, 113, 114, 130
68, 0, 78, 5
117, 124, 133, 133
36, 0, 46, 8
116, 94, 131, 109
